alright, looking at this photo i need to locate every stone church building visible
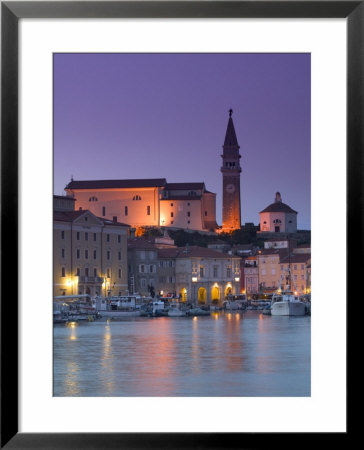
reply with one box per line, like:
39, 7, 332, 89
64, 111, 243, 233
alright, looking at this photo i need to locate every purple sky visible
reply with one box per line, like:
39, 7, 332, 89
54, 53, 311, 229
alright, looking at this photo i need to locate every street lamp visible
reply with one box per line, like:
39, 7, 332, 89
192, 276, 197, 306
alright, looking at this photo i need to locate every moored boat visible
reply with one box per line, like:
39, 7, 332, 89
270, 267, 306, 316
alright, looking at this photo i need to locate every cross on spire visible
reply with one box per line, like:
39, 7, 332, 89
229, 108, 233, 117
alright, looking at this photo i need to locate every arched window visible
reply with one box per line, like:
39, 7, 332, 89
132, 195, 141, 200
147, 205, 151, 215
89, 196, 98, 202
125, 206, 128, 216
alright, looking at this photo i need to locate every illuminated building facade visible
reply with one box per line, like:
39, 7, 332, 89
53, 209, 129, 298
65, 179, 217, 233
157, 246, 241, 305
259, 192, 298, 233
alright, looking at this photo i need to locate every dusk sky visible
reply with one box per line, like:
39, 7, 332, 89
54, 53, 310, 229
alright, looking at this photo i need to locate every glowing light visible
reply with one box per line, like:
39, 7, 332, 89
160, 291, 164, 295
66, 279, 73, 287
213, 283, 218, 288
192, 277, 197, 282
234, 277, 240, 282
193, 316, 198, 321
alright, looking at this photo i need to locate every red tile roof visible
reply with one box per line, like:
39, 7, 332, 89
53, 210, 129, 227
165, 182, 205, 191
65, 178, 166, 190
260, 202, 297, 214
158, 246, 239, 259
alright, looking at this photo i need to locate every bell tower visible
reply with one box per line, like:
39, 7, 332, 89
221, 109, 241, 231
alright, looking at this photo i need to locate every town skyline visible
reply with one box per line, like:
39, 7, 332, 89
54, 53, 311, 229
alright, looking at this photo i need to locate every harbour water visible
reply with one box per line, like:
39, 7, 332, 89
53, 311, 310, 397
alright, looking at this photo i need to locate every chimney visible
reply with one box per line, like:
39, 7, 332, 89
275, 192, 282, 203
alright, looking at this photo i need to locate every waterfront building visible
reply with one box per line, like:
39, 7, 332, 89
243, 256, 259, 296
53, 209, 130, 298
257, 248, 285, 291
221, 109, 242, 232
279, 253, 311, 294
157, 246, 241, 305
259, 192, 298, 233
127, 238, 160, 296
64, 179, 218, 233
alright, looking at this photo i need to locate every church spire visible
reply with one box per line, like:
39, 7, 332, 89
223, 108, 239, 147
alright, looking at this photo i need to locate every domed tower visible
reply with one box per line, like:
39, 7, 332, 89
221, 109, 242, 231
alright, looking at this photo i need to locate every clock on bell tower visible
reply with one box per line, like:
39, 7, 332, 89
220, 109, 242, 231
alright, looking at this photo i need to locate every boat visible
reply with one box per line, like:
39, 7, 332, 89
186, 307, 210, 317
270, 267, 306, 316
167, 301, 186, 317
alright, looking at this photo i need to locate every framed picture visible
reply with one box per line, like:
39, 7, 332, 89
1, 1, 357, 448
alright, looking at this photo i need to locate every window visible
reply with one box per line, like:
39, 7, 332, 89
261, 269, 266, 275
93, 233, 97, 241
102, 206, 106, 216
187, 211, 190, 217
171, 221, 174, 224
169, 260, 173, 267
94, 268, 97, 277
85, 232, 88, 241
140, 264, 145, 273
301, 264, 304, 270
147, 205, 151, 215
227, 267, 232, 278
76, 268, 80, 276
187, 220, 190, 224
294, 265, 297, 270
140, 278, 146, 288
89, 196, 98, 202
118, 252, 121, 261
149, 265, 154, 273
113, 216, 117, 222
200, 267, 204, 278
159, 261, 163, 268
61, 230, 65, 239
188, 191, 196, 196
85, 250, 88, 259
170, 203, 173, 207
93, 250, 97, 259
205, 211, 207, 216
125, 206, 128, 216
271, 269, 276, 275
61, 248, 65, 258
106, 234, 110, 242
301, 275, 305, 280
118, 268, 122, 278
118, 235, 121, 243
85, 268, 89, 277
213, 266, 218, 277
76, 249, 80, 259
106, 268, 110, 278
171, 212, 174, 217
294, 275, 298, 280
61, 267, 66, 277
85, 217, 88, 222
133, 195, 141, 200
76, 232, 80, 240
107, 251, 110, 260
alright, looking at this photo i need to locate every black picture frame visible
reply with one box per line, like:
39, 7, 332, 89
1, 1, 357, 448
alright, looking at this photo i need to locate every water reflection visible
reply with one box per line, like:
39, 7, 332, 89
223, 312, 245, 372
65, 361, 80, 396
53, 311, 311, 397
100, 323, 115, 394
